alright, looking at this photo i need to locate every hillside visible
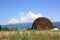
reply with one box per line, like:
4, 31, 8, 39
2, 22, 60, 29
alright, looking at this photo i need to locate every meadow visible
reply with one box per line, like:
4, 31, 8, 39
0, 30, 60, 40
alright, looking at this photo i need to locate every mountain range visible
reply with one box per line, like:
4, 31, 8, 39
2, 22, 60, 29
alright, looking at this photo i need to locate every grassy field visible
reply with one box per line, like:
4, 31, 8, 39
0, 30, 60, 40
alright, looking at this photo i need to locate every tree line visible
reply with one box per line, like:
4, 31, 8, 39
0, 25, 59, 31
0, 25, 18, 31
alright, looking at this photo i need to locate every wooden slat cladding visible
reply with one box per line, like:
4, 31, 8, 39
32, 17, 53, 30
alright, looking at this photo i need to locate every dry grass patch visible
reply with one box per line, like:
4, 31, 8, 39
0, 30, 60, 40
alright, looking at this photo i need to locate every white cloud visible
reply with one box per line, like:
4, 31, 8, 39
47, 17, 60, 22
8, 11, 43, 24
8, 18, 19, 24
52, 19, 60, 22
19, 11, 43, 23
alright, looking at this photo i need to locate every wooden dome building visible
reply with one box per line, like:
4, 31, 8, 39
32, 17, 53, 30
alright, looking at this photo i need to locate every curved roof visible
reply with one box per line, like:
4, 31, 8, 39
32, 17, 53, 30
35, 17, 50, 21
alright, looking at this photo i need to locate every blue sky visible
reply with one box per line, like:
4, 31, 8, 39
0, 0, 60, 25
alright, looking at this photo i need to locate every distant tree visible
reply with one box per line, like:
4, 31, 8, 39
0, 25, 2, 31
2, 27, 9, 31
26, 27, 32, 30
59, 27, 60, 29
52, 26, 57, 28
11, 27, 18, 31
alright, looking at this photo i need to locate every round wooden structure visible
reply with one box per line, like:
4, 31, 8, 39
32, 17, 53, 30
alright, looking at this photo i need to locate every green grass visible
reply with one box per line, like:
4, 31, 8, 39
0, 30, 60, 40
